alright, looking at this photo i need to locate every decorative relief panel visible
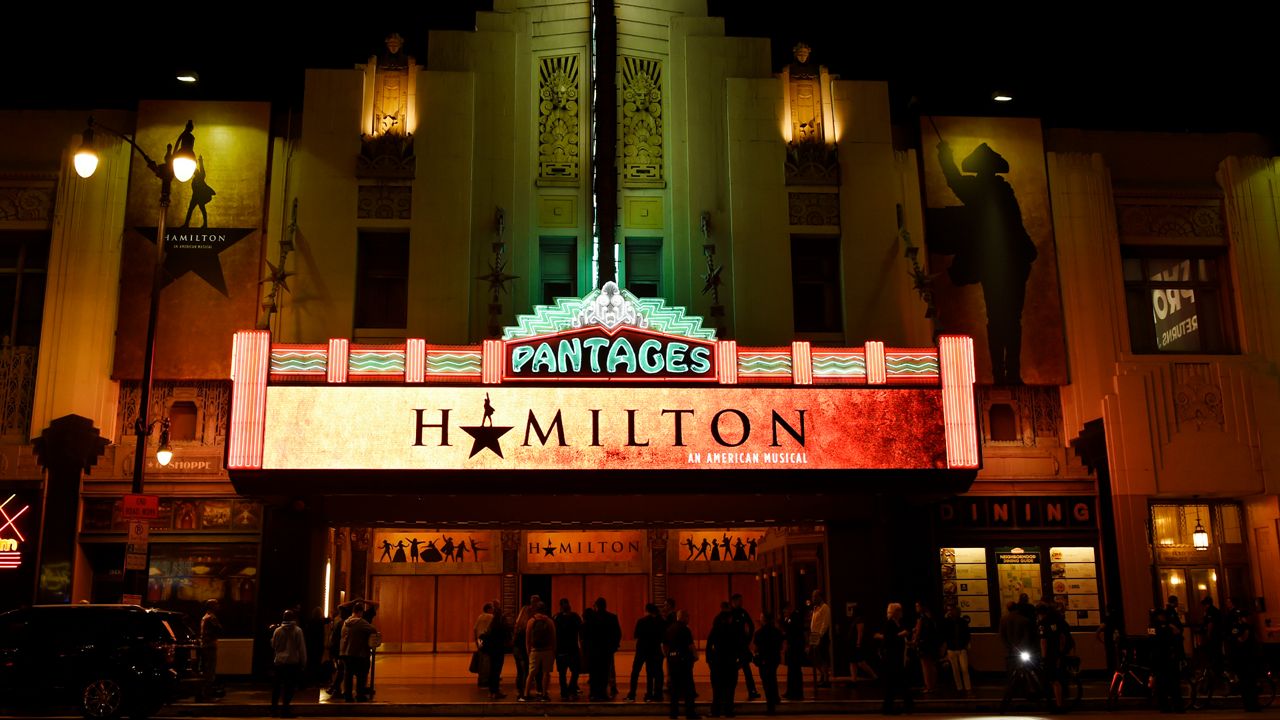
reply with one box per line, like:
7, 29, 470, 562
788, 192, 839, 226
357, 185, 412, 220
0, 183, 54, 224
1173, 362, 1223, 431
1117, 199, 1224, 243
0, 346, 35, 439
118, 380, 231, 446
621, 56, 664, 188
538, 55, 580, 186
978, 385, 1062, 448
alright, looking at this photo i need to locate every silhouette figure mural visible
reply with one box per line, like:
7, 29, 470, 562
678, 530, 763, 565
182, 154, 216, 228
373, 531, 493, 566
920, 116, 1068, 386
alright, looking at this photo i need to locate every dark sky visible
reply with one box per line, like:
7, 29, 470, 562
1, 3, 1274, 137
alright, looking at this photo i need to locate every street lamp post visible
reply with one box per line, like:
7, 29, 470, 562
74, 117, 194, 600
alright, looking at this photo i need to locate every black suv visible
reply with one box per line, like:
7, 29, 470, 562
0, 604, 181, 719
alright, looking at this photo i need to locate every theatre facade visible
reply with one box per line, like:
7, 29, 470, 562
4, 0, 1280, 680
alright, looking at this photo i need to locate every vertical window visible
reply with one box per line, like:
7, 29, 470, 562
624, 237, 662, 298
988, 404, 1017, 442
169, 401, 199, 442
791, 236, 842, 334
354, 231, 409, 329
539, 237, 577, 305
1122, 253, 1234, 353
0, 231, 49, 347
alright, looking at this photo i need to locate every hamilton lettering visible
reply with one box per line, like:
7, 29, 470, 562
528, 540, 642, 555
411, 406, 808, 451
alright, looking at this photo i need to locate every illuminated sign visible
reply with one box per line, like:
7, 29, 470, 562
524, 531, 645, 564
1149, 259, 1200, 351
503, 282, 718, 382
259, 385, 947, 471
0, 494, 30, 570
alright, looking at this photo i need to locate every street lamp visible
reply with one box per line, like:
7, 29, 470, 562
74, 116, 195, 597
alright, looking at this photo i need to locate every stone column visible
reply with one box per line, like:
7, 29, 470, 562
32, 414, 108, 604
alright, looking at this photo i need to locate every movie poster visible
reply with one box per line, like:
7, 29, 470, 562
921, 116, 1067, 385
114, 100, 269, 380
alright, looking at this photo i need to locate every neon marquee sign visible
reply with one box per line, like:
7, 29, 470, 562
0, 494, 29, 570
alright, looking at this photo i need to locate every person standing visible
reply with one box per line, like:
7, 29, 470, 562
809, 590, 832, 689
199, 599, 223, 701
999, 601, 1034, 669
1036, 602, 1070, 712
627, 603, 665, 702
524, 602, 557, 701
340, 602, 375, 702
474, 602, 495, 688
270, 609, 307, 718
941, 605, 972, 694
707, 608, 741, 717
481, 600, 510, 700
554, 598, 583, 700
663, 597, 678, 627
753, 611, 783, 714
780, 601, 806, 701
847, 602, 878, 683
1226, 596, 1262, 712
1198, 596, 1223, 673
664, 609, 700, 720
912, 601, 940, 694
512, 595, 538, 700
875, 603, 913, 715
584, 597, 622, 701
326, 603, 354, 697
728, 594, 760, 700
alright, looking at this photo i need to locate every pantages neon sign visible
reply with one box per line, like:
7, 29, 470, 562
0, 494, 29, 569
227, 284, 980, 471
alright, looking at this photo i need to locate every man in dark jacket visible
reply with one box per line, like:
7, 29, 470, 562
583, 597, 622, 701
707, 608, 743, 717
753, 612, 783, 714
340, 602, 376, 702
481, 600, 510, 700
554, 598, 583, 700
627, 603, 666, 702
780, 601, 806, 701
664, 609, 700, 720
728, 594, 760, 700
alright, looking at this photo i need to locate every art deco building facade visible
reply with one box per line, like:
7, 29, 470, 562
1, 0, 1278, 676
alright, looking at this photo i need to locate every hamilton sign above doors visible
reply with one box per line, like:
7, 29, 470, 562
227, 285, 979, 472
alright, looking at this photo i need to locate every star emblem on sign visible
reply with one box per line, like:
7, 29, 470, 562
542, 541, 557, 557
459, 393, 512, 459
134, 226, 256, 297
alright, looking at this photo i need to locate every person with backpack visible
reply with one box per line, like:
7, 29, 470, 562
524, 602, 557, 701
270, 609, 307, 718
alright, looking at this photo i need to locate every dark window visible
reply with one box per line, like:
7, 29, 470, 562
0, 231, 49, 347
539, 237, 577, 305
791, 237, 843, 333
624, 238, 662, 298
169, 401, 198, 441
988, 403, 1017, 441
354, 231, 409, 328
1122, 253, 1234, 354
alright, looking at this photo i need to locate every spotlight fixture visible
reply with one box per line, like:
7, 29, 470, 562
992, 92, 1014, 103
176, 71, 199, 84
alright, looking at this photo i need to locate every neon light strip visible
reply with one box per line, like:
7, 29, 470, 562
327, 339, 349, 384
738, 352, 792, 376
270, 349, 327, 374
426, 351, 483, 376
349, 349, 405, 374
939, 335, 979, 469
0, 496, 27, 541
229, 330, 271, 470
811, 351, 867, 378
405, 339, 426, 383
864, 341, 886, 385
790, 342, 813, 385
482, 339, 503, 384
885, 353, 940, 376
717, 341, 738, 384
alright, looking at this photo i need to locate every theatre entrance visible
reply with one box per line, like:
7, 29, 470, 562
343, 526, 819, 655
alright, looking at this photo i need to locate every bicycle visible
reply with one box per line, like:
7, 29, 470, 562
1190, 660, 1277, 710
1106, 642, 1192, 711
1000, 650, 1081, 713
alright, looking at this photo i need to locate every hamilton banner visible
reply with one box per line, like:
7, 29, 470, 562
115, 100, 269, 380
921, 116, 1067, 385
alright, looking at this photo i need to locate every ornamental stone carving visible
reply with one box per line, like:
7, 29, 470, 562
621, 56, 664, 188
1117, 199, 1223, 243
1173, 362, 1224, 431
0, 183, 54, 224
788, 192, 839, 226
538, 55, 580, 186
357, 185, 412, 219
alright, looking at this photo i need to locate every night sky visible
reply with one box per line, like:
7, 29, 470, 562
1, 2, 1274, 137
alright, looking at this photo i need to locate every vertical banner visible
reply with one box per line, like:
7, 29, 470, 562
921, 117, 1067, 385
114, 100, 269, 380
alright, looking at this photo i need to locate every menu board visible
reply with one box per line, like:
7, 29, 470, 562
996, 547, 1042, 612
941, 547, 990, 628
1051, 546, 1101, 626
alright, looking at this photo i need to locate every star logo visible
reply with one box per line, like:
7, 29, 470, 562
542, 541, 557, 557
459, 392, 512, 459
460, 424, 512, 458
134, 226, 256, 296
